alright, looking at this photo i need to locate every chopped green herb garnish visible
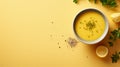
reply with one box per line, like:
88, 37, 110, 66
118, 28, 120, 31
100, 0, 117, 7
111, 52, 120, 63
80, 22, 82, 24
74, 0, 117, 7
86, 20, 96, 31
94, 0, 97, 3
88, 0, 97, 3
111, 28, 120, 40
109, 35, 113, 40
88, 0, 117, 7
108, 42, 113, 47
108, 28, 120, 63
108, 28, 120, 47
73, 0, 78, 4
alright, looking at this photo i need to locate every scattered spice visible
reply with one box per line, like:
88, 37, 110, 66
57, 42, 59, 45
57, 42, 61, 48
50, 34, 52, 37
86, 56, 88, 58
65, 40, 67, 42
79, 22, 82, 24
59, 46, 61, 48
67, 37, 78, 47
50, 21, 54, 24
61, 35, 64, 37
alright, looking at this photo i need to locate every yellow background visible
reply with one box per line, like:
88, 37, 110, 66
0, 0, 120, 67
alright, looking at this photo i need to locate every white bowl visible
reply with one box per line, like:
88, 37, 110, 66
73, 8, 109, 45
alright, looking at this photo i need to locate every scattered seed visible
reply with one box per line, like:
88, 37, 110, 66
80, 22, 82, 24
86, 56, 88, 58
50, 34, 52, 37
96, 30, 99, 33
50, 21, 54, 24
61, 35, 64, 37
65, 40, 67, 42
57, 42, 59, 45
59, 46, 61, 48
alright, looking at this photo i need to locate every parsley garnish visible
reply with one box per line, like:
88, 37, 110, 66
73, 0, 78, 4
86, 21, 96, 31
111, 52, 120, 63
108, 28, 120, 47
111, 29, 120, 40
100, 0, 117, 7
89, 0, 97, 3
74, 0, 117, 8
94, 0, 97, 3
108, 28, 120, 63
108, 42, 113, 47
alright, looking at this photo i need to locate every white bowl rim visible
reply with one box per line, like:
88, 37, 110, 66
73, 8, 109, 45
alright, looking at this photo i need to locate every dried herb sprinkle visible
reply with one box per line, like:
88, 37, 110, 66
86, 20, 96, 31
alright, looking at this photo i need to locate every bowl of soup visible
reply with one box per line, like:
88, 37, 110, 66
73, 8, 109, 44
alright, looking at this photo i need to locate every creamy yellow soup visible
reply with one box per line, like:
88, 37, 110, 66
75, 10, 105, 41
